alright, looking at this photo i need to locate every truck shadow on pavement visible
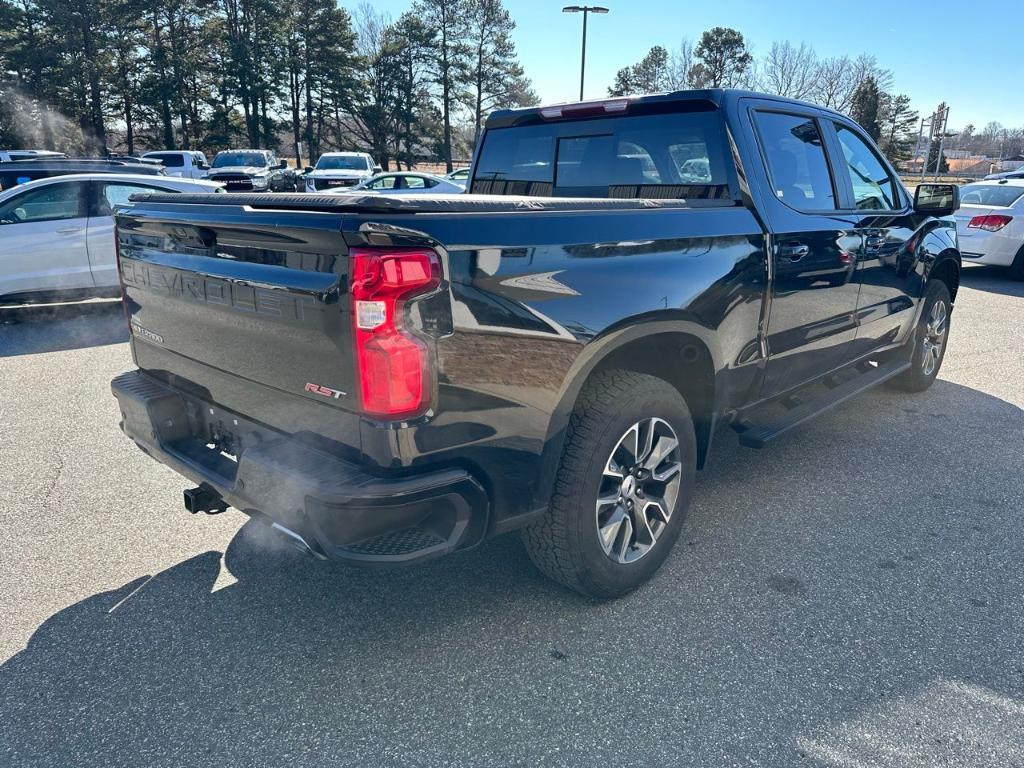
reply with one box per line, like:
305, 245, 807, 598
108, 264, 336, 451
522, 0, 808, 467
2, 379, 1023, 767
0, 300, 127, 356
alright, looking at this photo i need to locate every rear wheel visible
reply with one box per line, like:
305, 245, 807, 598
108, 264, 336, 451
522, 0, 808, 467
522, 370, 696, 599
1009, 245, 1024, 281
888, 280, 951, 392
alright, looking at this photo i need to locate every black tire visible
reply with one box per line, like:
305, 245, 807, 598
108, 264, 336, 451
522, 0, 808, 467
887, 280, 952, 393
522, 370, 697, 599
1009, 245, 1024, 281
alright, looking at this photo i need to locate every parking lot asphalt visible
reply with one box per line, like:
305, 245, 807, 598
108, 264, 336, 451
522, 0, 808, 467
1, 267, 1022, 768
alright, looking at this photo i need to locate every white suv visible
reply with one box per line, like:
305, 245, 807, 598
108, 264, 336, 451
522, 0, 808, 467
953, 179, 1024, 279
140, 151, 211, 179
303, 152, 379, 192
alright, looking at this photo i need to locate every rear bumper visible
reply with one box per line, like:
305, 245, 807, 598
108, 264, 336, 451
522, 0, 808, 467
955, 231, 1018, 267
111, 370, 488, 564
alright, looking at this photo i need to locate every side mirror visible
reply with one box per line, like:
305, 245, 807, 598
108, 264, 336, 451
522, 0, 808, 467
373, 165, 383, 174
914, 183, 960, 217
304, 166, 314, 173
278, 160, 289, 170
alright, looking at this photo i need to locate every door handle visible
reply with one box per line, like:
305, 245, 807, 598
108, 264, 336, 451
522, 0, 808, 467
778, 244, 809, 261
56, 227, 83, 235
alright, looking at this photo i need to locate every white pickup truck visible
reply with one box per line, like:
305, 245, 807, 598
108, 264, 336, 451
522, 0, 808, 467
140, 151, 211, 179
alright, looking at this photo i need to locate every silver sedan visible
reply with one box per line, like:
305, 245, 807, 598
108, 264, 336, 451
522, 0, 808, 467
329, 171, 466, 195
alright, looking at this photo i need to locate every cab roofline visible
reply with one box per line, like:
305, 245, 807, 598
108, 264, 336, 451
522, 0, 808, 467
485, 88, 846, 129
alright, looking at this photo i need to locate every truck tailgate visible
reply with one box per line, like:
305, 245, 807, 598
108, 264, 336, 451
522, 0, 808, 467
117, 202, 361, 436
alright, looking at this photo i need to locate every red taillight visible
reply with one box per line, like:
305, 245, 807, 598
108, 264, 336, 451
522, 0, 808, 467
967, 214, 1013, 232
350, 248, 441, 418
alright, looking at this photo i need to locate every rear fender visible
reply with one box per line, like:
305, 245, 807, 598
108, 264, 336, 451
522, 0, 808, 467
531, 316, 725, 512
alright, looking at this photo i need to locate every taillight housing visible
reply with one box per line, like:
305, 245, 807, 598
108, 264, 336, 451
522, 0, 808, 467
350, 247, 441, 419
967, 214, 1013, 232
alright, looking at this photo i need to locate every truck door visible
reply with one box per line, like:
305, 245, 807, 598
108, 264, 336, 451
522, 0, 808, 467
746, 107, 863, 397
0, 179, 92, 297
823, 120, 921, 356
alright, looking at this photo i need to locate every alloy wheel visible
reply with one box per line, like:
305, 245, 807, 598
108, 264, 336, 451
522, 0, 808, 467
921, 299, 948, 377
596, 418, 683, 564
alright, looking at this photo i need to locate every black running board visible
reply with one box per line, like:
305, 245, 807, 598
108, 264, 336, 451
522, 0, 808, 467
734, 359, 911, 448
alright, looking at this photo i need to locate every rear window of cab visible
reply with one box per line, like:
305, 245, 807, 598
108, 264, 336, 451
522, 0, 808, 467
472, 109, 732, 200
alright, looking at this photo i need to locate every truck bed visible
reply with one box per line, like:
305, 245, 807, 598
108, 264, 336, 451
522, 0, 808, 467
131, 191, 735, 214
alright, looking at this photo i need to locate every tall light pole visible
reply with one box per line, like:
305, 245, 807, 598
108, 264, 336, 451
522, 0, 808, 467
562, 5, 609, 101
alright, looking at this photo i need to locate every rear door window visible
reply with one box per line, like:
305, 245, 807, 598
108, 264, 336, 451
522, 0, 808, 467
367, 176, 397, 190
96, 182, 173, 216
472, 109, 731, 199
754, 111, 837, 211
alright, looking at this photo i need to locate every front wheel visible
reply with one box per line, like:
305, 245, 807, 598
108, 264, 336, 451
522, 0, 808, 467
522, 370, 696, 599
888, 280, 951, 392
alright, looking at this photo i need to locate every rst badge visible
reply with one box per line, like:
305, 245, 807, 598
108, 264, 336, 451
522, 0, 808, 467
304, 382, 345, 399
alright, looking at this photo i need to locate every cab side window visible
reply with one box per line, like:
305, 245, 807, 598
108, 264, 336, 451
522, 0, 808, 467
0, 181, 88, 224
754, 111, 837, 211
833, 125, 900, 210
404, 176, 427, 189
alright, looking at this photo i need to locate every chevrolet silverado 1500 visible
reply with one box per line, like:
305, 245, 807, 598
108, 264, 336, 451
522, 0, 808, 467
111, 89, 961, 598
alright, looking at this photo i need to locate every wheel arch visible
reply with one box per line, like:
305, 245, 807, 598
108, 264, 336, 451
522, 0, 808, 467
928, 249, 962, 302
532, 319, 724, 512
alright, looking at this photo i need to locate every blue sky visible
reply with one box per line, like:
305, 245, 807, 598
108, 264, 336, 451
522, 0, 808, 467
344, 0, 1023, 130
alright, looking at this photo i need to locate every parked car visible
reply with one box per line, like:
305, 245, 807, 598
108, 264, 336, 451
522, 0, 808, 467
0, 174, 223, 304
141, 150, 211, 179
331, 171, 465, 195
0, 149, 67, 162
302, 152, 379, 192
0, 158, 163, 191
953, 179, 1024, 279
206, 149, 296, 192
983, 164, 1024, 181
445, 167, 471, 186
110, 89, 962, 598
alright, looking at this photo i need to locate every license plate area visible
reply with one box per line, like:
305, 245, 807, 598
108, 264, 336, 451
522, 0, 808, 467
207, 420, 239, 462
170, 400, 262, 481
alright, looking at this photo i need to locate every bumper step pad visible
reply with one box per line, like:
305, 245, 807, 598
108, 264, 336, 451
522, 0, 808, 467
341, 527, 448, 560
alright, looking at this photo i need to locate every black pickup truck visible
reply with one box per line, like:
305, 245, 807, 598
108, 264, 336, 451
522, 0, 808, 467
111, 89, 961, 598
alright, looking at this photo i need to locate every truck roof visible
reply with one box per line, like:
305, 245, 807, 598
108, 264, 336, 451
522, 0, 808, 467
485, 88, 846, 129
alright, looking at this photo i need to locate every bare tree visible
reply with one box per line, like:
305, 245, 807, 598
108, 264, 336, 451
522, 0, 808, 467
813, 52, 892, 114
667, 38, 694, 89
762, 41, 817, 99
812, 55, 855, 111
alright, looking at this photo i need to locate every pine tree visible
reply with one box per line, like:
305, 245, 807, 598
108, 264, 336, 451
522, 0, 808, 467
878, 93, 917, 165
608, 46, 670, 96
849, 76, 882, 142
926, 138, 948, 174
466, 0, 535, 147
414, 0, 471, 172
691, 27, 752, 88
